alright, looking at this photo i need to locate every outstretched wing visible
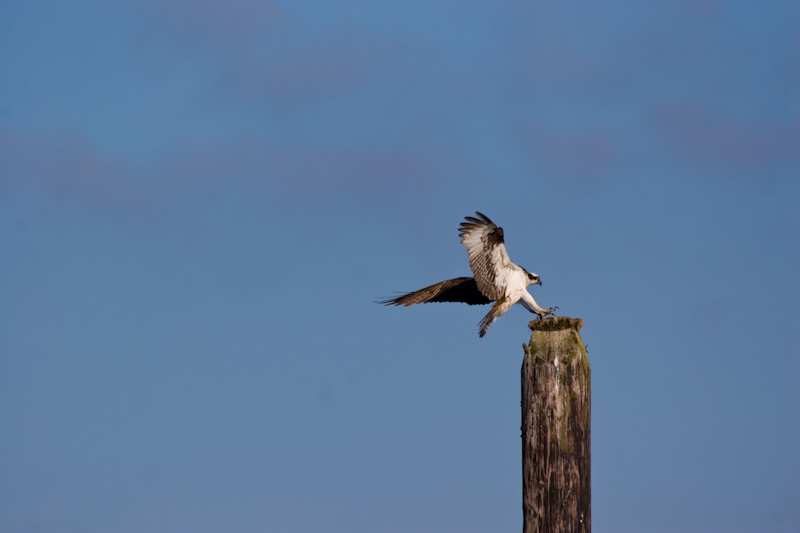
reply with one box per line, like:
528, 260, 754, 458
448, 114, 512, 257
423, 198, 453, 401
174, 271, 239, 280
379, 277, 492, 306
459, 212, 512, 301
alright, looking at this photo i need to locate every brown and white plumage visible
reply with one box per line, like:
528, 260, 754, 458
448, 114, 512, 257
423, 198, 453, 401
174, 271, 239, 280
381, 212, 557, 337
458, 213, 512, 301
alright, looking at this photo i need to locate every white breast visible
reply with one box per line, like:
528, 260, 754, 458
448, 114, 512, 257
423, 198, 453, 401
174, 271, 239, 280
497, 265, 528, 300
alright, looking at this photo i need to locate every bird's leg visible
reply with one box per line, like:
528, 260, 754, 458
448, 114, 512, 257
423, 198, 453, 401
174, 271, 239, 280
521, 292, 558, 319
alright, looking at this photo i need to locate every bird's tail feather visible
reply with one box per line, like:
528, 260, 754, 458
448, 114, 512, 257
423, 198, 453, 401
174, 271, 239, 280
478, 297, 510, 338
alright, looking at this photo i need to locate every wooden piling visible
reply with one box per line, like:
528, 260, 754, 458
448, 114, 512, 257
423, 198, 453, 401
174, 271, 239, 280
522, 317, 590, 533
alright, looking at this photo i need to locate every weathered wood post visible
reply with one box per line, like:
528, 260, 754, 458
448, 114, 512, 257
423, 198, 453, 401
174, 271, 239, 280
522, 317, 590, 533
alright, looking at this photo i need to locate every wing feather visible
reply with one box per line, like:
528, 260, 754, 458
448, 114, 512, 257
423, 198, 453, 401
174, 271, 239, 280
459, 212, 512, 301
378, 277, 492, 307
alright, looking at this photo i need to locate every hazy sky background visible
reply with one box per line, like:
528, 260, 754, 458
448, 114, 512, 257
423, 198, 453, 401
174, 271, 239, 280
1, 2, 798, 532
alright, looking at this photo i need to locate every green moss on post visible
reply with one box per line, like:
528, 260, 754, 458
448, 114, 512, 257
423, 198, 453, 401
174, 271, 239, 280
522, 317, 590, 533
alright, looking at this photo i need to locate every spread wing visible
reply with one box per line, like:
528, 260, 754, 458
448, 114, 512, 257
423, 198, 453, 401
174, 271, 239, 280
459, 212, 512, 301
379, 277, 492, 306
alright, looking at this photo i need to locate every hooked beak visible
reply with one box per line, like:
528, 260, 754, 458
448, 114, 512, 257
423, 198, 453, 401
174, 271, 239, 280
537, 280, 542, 286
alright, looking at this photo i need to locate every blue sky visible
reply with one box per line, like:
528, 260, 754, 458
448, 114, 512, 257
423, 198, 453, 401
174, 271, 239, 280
1, 2, 798, 532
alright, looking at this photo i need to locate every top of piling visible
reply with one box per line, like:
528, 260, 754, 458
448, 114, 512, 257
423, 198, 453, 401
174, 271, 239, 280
528, 316, 583, 332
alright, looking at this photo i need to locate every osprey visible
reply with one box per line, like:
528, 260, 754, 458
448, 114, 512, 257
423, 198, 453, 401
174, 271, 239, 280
381, 212, 557, 337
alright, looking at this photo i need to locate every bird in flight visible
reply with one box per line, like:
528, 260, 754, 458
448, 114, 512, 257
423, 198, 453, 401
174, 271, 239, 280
381, 212, 557, 337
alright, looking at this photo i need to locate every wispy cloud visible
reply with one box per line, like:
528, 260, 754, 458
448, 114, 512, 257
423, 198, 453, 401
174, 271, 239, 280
0, 129, 129, 204
651, 104, 800, 177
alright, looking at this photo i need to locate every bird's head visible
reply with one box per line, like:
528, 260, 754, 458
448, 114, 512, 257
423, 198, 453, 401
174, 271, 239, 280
525, 270, 542, 286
